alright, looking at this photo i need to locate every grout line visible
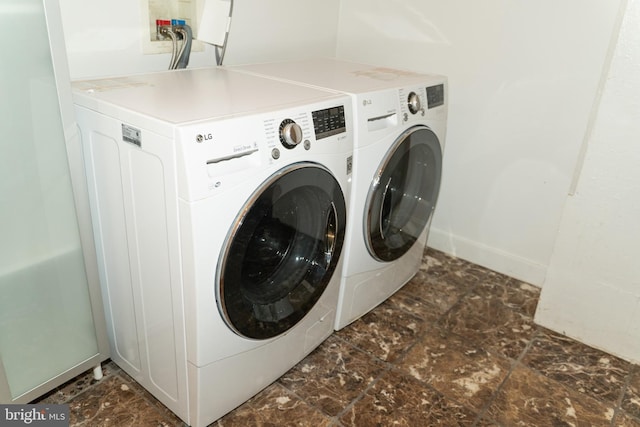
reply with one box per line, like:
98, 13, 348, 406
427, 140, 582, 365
269, 382, 340, 426
333, 300, 504, 426
288, 250, 532, 426
328, 333, 398, 422
609, 363, 636, 426
332, 362, 394, 423
471, 318, 541, 426
276, 332, 395, 425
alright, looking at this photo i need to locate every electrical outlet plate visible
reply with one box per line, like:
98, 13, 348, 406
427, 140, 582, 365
140, 0, 205, 55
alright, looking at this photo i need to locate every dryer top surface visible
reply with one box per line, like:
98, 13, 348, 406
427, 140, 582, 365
72, 67, 345, 126
231, 58, 446, 95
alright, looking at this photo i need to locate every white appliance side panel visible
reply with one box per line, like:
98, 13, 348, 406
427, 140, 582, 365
128, 149, 180, 402
85, 127, 141, 372
124, 129, 188, 420
77, 107, 188, 421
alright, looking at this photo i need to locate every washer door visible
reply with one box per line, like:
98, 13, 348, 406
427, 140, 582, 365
365, 125, 442, 262
218, 163, 346, 340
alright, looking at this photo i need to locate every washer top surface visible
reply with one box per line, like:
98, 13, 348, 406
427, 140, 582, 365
231, 58, 446, 95
72, 67, 345, 125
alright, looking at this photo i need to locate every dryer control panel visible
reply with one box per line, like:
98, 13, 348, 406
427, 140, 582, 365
407, 92, 422, 114
426, 84, 445, 109
397, 82, 447, 123
398, 86, 427, 122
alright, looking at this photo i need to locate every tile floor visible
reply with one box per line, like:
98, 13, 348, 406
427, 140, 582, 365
37, 249, 640, 426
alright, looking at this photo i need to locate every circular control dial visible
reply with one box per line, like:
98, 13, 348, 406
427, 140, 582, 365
279, 119, 303, 149
407, 92, 422, 115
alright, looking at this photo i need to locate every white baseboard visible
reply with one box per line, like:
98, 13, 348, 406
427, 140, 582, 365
426, 228, 547, 287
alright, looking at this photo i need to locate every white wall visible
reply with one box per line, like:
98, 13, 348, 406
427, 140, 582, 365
535, 0, 640, 363
59, 0, 212, 79
59, 0, 340, 79
56, 0, 640, 359
223, 0, 340, 66
336, 0, 623, 285
59, 0, 631, 292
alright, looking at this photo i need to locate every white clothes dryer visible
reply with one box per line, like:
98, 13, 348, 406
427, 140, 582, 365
230, 59, 447, 330
73, 67, 353, 426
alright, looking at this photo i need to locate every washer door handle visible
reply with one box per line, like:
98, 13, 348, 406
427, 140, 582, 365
324, 203, 338, 263
378, 176, 393, 240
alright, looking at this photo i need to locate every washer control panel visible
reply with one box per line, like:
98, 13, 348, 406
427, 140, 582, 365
277, 105, 347, 151
312, 105, 347, 140
279, 119, 303, 148
177, 96, 353, 201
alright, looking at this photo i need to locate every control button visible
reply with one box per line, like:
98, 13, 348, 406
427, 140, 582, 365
271, 148, 280, 160
407, 92, 421, 114
279, 119, 303, 148
303, 140, 311, 150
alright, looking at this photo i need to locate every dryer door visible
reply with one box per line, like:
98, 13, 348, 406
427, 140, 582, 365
365, 125, 442, 262
218, 163, 346, 340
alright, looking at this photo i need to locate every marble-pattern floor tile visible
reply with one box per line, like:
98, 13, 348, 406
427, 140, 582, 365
213, 383, 332, 427
29, 249, 640, 427
336, 299, 426, 363
505, 278, 540, 316
115, 369, 187, 425
421, 248, 472, 278
67, 375, 181, 427
453, 262, 508, 288
486, 365, 615, 426
472, 277, 541, 317
621, 367, 640, 419
439, 292, 536, 360
384, 283, 445, 325
339, 369, 478, 426
613, 411, 640, 427
277, 334, 386, 417
522, 327, 630, 406
38, 361, 120, 405
397, 327, 511, 412
387, 268, 473, 324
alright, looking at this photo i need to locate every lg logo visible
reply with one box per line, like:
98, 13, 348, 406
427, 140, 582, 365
196, 133, 213, 143
362, 99, 372, 107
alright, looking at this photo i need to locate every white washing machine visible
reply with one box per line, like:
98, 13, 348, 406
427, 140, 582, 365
73, 67, 353, 426
230, 58, 447, 329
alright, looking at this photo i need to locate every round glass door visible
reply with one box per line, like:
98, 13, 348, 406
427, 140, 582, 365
365, 125, 442, 262
218, 163, 346, 340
